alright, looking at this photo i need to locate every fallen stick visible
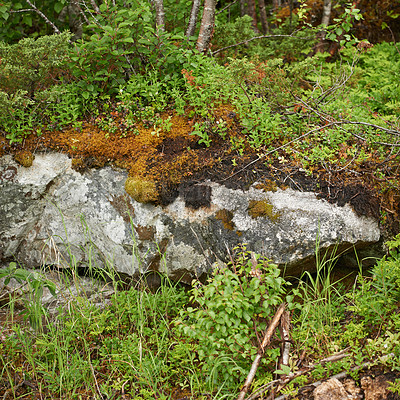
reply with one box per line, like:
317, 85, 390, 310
236, 303, 286, 400
246, 349, 351, 400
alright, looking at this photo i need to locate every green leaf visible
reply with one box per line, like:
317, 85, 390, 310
275, 364, 292, 375
54, 2, 64, 13
22, 14, 32, 27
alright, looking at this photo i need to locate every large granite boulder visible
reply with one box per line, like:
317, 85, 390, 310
0, 153, 382, 282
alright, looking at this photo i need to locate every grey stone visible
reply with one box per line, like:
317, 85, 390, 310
0, 152, 382, 283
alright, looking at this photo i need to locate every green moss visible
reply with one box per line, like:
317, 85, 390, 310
14, 150, 35, 167
248, 200, 281, 222
125, 177, 158, 204
215, 209, 235, 230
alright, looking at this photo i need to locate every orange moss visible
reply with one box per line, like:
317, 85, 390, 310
215, 209, 235, 231
14, 150, 35, 167
71, 157, 86, 172
15, 105, 247, 200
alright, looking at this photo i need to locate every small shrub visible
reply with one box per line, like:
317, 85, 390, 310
179, 246, 289, 392
0, 32, 72, 142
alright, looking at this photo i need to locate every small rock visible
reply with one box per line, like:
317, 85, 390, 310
343, 379, 363, 399
313, 378, 357, 400
361, 375, 390, 400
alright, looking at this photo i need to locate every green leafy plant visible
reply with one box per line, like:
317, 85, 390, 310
0, 262, 57, 330
179, 246, 289, 392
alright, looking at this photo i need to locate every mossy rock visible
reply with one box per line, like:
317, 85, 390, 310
248, 200, 281, 222
125, 177, 159, 204
14, 150, 35, 167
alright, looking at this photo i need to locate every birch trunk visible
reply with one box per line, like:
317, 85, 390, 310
321, 0, 332, 28
153, 0, 165, 31
196, 0, 217, 53
186, 0, 201, 38
272, 0, 281, 12
315, 0, 332, 52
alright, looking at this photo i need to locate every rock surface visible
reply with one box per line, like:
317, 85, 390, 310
313, 378, 358, 400
0, 152, 383, 282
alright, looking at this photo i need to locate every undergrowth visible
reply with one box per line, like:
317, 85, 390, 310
1, 236, 400, 399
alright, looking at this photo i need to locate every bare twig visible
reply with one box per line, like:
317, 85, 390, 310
24, 0, 61, 34
237, 303, 286, 400
217, 0, 239, 15
279, 310, 291, 367
10, 8, 34, 13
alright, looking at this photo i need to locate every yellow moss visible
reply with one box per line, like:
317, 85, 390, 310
125, 177, 159, 204
248, 200, 281, 222
215, 209, 235, 230
71, 157, 86, 172
253, 179, 278, 192
14, 150, 35, 167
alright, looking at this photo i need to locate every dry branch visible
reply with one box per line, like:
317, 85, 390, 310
25, 0, 61, 34
236, 303, 286, 400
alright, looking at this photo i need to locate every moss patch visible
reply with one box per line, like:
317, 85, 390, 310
125, 177, 158, 204
248, 200, 281, 222
253, 179, 279, 192
215, 209, 235, 231
14, 150, 34, 167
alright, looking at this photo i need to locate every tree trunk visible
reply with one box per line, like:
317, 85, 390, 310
258, 0, 269, 34
196, 0, 216, 53
247, 0, 259, 32
240, 0, 246, 17
272, 0, 281, 13
186, 0, 201, 38
315, 0, 332, 52
153, 0, 165, 31
321, 0, 332, 28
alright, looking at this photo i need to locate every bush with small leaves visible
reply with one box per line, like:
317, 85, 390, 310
179, 246, 290, 392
